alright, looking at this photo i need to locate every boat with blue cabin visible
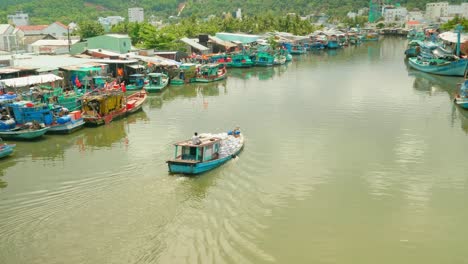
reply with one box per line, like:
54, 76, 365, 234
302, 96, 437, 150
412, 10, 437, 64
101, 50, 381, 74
126, 74, 146, 91
167, 129, 244, 175
144, 73, 169, 93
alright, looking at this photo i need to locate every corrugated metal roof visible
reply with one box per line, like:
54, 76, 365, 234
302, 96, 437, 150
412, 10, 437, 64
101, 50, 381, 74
208, 36, 237, 48
104, 34, 130, 39
0, 73, 63, 87
215, 32, 260, 44
31, 39, 79, 46
88, 48, 124, 57
180, 37, 209, 51
16, 25, 48, 32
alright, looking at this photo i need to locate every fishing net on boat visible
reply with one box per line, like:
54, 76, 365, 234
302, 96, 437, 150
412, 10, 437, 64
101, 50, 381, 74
199, 132, 243, 158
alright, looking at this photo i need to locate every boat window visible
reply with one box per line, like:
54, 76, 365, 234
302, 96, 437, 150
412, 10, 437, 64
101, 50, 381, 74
204, 145, 213, 160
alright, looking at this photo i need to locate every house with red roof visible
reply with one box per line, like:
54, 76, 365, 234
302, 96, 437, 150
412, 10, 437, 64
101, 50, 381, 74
15, 21, 70, 50
43, 22, 69, 38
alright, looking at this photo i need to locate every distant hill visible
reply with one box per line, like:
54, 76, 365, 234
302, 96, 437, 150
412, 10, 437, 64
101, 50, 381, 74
0, 0, 464, 25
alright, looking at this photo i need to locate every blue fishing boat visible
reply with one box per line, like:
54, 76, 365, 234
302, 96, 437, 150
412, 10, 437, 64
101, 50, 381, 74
405, 40, 423, 58
0, 143, 15, 158
455, 79, 468, 109
7, 101, 84, 134
167, 129, 244, 175
408, 57, 468, 76
0, 124, 49, 140
327, 35, 340, 49
289, 44, 307, 55
126, 74, 146, 91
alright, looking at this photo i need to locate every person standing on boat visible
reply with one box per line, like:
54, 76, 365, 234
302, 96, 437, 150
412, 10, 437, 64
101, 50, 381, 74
192, 132, 201, 145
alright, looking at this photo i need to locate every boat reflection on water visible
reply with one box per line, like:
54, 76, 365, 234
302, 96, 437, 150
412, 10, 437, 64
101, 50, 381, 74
228, 63, 289, 81
0, 159, 17, 189
407, 63, 462, 97
147, 81, 225, 109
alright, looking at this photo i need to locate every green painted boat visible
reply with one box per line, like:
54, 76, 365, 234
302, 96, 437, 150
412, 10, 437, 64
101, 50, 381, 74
144, 73, 169, 93
194, 64, 227, 83
0, 126, 49, 140
170, 63, 198, 85
126, 74, 146, 91
227, 54, 254, 68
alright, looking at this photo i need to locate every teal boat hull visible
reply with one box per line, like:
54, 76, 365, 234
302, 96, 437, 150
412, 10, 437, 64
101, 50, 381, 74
168, 145, 243, 175
408, 58, 468, 76
0, 127, 49, 140
0, 144, 15, 158
46, 119, 85, 134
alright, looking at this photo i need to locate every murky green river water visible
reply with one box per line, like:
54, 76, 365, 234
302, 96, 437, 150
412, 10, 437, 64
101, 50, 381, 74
1, 38, 468, 264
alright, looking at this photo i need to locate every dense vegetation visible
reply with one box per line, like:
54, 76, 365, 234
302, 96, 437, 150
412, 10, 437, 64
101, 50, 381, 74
106, 14, 320, 50
0, 0, 465, 25
440, 16, 468, 31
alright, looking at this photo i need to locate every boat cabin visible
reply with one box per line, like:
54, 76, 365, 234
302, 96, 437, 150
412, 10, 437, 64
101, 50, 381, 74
128, 74, 145, 87
147, 73, 167, 86
199, 64, 223, 77
82, 91, 124, 117
172, 137, 222, 163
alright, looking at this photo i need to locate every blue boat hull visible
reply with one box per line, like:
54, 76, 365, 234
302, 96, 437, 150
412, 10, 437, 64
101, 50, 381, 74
47, 119, 85, 134
0, 127, 49, 140
408, 58, 468, 76
0, 144, 15, 158
168, 145, 243, 175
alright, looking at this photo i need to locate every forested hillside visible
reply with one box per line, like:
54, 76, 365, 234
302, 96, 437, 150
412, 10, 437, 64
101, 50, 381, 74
0, 0, 464, 25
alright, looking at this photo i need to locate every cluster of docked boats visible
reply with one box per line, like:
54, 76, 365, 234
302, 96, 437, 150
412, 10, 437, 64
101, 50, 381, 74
404, 28, 468, 112
0, 87, 147, 143
405, 29, 467, 77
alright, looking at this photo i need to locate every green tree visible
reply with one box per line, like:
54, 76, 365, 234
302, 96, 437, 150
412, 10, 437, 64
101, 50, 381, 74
77, 21, 105, 39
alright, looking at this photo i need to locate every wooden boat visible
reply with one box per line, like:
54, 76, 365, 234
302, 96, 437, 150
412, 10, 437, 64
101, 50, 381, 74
0, 143, 15, 158
167, 129, 244, 175
0, 124, 49, 140
144, 73, 169, 93
194, 64, 227, 83
408, 57, 468, 76
290, 44, 307, 54
126, 74, 146, 91
251, 51, 275, 67
405, 40, 423, 58
6, 101, 85, 134
81, 89, 126, 126
170, 63, 198, 85
125, 90, 147, 115
227, 53, 254, 68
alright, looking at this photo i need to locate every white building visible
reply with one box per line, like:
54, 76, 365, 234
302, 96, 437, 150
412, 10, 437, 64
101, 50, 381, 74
358, 8, 369, 16
7, 11, 29, 26
383, 7, 408, 22
425, 2, 449, 21
447, 3, 468, 18
236, 8, 242, 20
128, 7, 144, 23
407, 11, 424, 21
98, 16, 125, 27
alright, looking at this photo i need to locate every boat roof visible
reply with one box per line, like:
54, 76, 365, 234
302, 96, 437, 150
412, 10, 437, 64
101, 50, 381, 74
175, 137, 222, 147
129, 74, 145, 77
148, 73, 166, 77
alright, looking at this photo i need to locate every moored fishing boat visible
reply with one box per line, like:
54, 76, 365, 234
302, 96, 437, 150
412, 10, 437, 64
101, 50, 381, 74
227, 53, 254, 68
81, 89, 126, 126
126, 74, 146, 91
170, 63, 198, 85
405, 40, 423, 58
0, 142, 15, 158
194, 63, 227, 83
408, 56, 468, 76
0, 123, 49, 140
167, 128, 244, 175
144, 73, 169, 93
251, 51, 275, 67
6, 101, 84, 134
125, 90, 148, 115
289, 44, 307, 54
